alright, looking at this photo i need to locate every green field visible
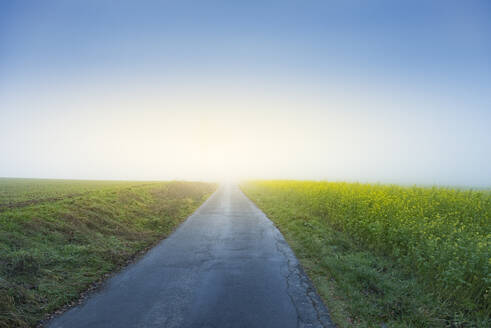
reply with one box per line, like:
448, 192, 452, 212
0, 179, 216, 328
242, 180, 490, 327
0, 178, 159, 209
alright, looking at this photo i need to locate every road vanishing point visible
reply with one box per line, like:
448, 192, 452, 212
47, 184, 334, 328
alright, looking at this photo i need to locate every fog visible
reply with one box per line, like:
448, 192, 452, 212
1, 1, 490, 186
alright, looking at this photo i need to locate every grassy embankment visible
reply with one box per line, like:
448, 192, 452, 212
0, 178, 216, 327
242, 180, 490, 327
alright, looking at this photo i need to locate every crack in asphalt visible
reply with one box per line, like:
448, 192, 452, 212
274, 236, 301, 328
306, 280, 330, 328
46, 184, 334, 328
258, 202, 333, 328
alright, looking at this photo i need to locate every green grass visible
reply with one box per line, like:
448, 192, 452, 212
241, 180, 490, 327
0, 179, 216, 328
0, 178, 157, 209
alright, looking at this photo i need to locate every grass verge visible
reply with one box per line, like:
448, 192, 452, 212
0, 180, 216, 328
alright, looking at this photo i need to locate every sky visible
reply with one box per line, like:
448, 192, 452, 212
1, 0, 490, 186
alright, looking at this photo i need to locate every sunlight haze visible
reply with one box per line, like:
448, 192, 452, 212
1, 1, 490, 186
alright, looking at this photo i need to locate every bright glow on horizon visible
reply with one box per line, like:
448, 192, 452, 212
1, 1, 490, 186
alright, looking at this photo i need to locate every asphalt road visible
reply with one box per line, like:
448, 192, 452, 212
47, 184, 334, 328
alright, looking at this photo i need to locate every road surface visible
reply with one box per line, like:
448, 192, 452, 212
47, 184, 333, 328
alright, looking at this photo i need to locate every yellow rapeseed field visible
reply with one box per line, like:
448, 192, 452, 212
243, 180, 490, 325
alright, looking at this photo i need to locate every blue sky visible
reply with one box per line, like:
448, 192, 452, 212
1, 1, 490, 185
